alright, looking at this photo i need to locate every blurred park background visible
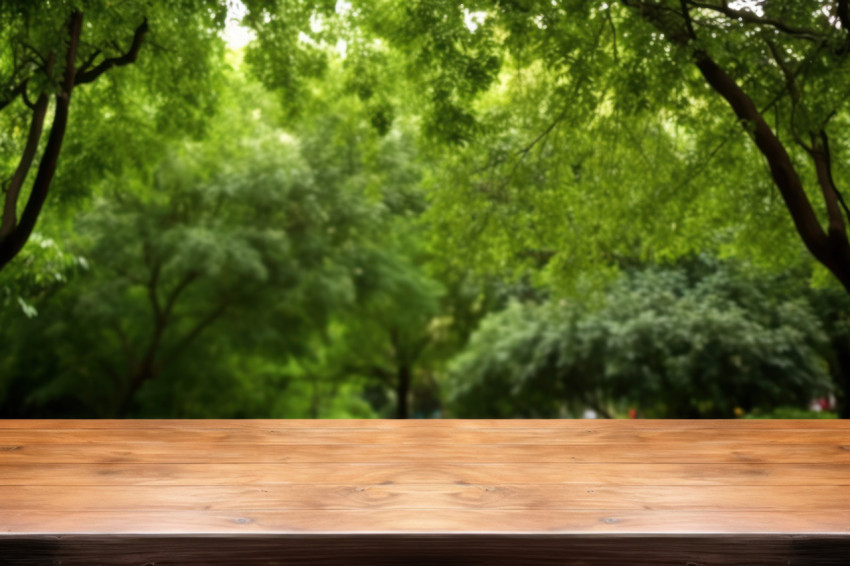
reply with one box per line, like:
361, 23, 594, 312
1, 0, 849, 419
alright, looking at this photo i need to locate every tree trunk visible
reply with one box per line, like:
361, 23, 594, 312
622, 0, 850, 295
396, 363, 411, 419
115, 364, 156, 417
693, 54, 850, 295
0, 12, 82, 270
0, 13, 147, 271
830, 337, 850, 419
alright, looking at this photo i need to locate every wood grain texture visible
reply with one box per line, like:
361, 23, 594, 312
4, 484, 850, 512
3, 441, 850, 463
0, 419, 848, 565
1, 462, 849, 486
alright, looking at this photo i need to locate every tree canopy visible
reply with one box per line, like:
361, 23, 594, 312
343, 0, 850, 292
451, 259, 831, 418
1, 0, 849, 419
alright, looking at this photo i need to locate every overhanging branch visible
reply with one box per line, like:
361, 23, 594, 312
162, 302, 229, 366
621, 0, 835, 261
0, 93, 49, 239
0, 81, 27, 112
688, 0, 825, 41
680, 0, 696, 39
0, 11, 84, 270
815, 131, 850, 224
74, 18, 148, 85
838, 0, 850, 31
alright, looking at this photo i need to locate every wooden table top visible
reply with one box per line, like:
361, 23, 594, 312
1, 419, 849, 565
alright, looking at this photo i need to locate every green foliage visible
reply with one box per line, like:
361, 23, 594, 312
0, 65, 389, 416
745, 407, 837, 420
345, 0, 850, 294
0, 232, 87, 317
450, 260, 832, 418
242, 0, 338, 118
354, 0, 502, 143
0, 0, 228, 178
3, 1, 849, 420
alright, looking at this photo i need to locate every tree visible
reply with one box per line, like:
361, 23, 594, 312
620, 0, 850, 291
450, 259, 832, 418
333, 245, 445, 418
0, 115, 386, 418
352, 0, 850, 294
0, 0, 229, 271
805, 284, 850, 418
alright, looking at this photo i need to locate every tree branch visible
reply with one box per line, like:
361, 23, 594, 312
76, 48, 102, 77
680, 0, 697, 39
622, 0, 850, 291
516, 111, 566, 155
74, 19, 148, 85
0, 81, 27, 113
764, 39, 800, 103
838, 0, 850, 31
763, 37, 815, 152
162, 270, 200, 320
20, 81, 37, 111
693, 53, 829, 252
0, 93, 49, 239
809, 146, 845, 237
20, 41, 48, 67
0, 52, 56, 240
147, 259, 163, 322
0, 11, 84, 270
605, 6, 619, 63
162, 302, 229, 366
821, 131, 850, 222
111, 321, 138, 368
688, 0, 825, 41
810, 131, 850, 228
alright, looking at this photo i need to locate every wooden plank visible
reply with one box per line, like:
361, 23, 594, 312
2, 462, 846, 486
3, 484, 850, 512
1, 441, 849, 463
0, 420, 848, 564
2, 509, 849, 534
2, 427, 848, 444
